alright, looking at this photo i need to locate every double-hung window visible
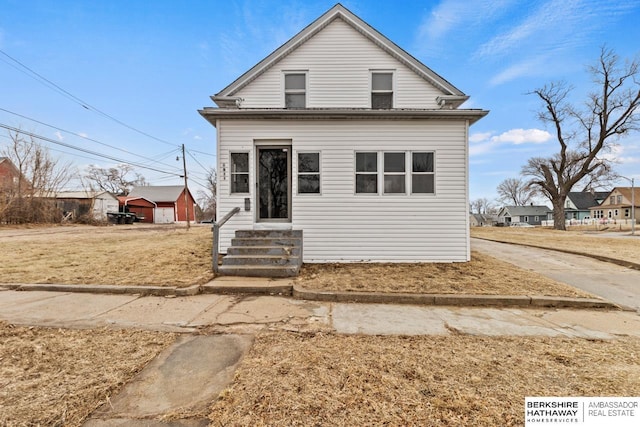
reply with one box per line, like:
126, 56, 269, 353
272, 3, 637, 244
411, 152, 434, 194
298, 152, 320, 194
371, 72, 393, 109
383, 152, 405, 194
285, 73, 306, 108
230, 153, 249, 193
355, 152, 378, 193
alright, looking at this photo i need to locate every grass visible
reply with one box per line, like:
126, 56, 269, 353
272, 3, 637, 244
0, 321, 176, 426
0, 224, 213, 287
471, 226, 640, 266
209, 331, 640, 426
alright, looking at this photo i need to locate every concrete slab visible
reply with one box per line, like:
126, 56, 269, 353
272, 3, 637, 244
0, 291, 139, 327
539, 310, 640, 338
332, 303, 450, 335
87, 334, 253, 422
436, 308, 568, 337
94, 294, 230, 329
214, 295, 330, 327
0, 290, 67, 309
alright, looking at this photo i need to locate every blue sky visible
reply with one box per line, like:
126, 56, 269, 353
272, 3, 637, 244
1, 0, 639, 203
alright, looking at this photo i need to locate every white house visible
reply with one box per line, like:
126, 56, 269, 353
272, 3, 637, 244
199, 4, 488, 264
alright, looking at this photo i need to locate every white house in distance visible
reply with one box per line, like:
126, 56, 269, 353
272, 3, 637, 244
199, 4, 488, 265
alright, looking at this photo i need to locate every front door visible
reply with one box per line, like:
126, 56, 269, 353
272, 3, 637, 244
257, 146, 291, 222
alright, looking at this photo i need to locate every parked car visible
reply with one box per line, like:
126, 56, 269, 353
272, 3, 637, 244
511, 222, 534, 228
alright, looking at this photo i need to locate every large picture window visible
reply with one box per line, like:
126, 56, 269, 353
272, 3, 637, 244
285, 73, 306, 108
230, 153, 249, 193
384, 152, 405, 194
355, 152, 378, 193
298, 152, 320, 194
412, 152, 434, 194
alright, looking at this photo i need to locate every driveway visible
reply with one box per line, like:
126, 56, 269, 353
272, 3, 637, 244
471, 238, 640, 312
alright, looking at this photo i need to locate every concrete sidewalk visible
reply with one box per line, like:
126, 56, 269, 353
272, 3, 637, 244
3, 289, 639, 426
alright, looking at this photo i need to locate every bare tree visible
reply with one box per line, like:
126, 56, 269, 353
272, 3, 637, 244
470, 197, 496, 214
496, 177, 536, 206
84, 164, 146, 196
196, 167, 216, 221
1, 129, 74, 223
523, 47, 640, 230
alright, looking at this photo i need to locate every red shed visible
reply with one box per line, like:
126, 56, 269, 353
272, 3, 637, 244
117, 196, 156, 223
127, 186, 196, 224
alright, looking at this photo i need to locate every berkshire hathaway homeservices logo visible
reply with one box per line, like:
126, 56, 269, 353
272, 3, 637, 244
525, 397, 639, 426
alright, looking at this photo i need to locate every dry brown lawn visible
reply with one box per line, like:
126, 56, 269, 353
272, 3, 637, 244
295, 251, 595, 298
0, 321, 176, 426
210, 331, 640, 426
471, 227, 640, 266
0, 224, 213, 287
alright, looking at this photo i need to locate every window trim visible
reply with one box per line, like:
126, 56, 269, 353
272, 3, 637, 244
355, 151, 379, 195
229, 151, 250, 195
370, 70, 394, 109
383, 151, 406, 195
354, 150, 436, 196
296, 151, 321, 195
283, 71, 307, 109
410, 151, 435, 195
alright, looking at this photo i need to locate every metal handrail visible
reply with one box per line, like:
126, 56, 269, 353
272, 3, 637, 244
212, 207, 241, 273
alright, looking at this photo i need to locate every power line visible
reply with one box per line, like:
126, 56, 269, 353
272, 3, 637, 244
0, 107, 181, 170
0, 48, 180, 148
0, 123, 180, 177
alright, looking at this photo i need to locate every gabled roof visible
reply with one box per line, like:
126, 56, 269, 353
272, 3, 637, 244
118, 196, 156, 207
128, 185, 189, 203
567, 191, 609, 210
214, 3, 465, 104
55, 191, 117, 200
500, 205, 550, 216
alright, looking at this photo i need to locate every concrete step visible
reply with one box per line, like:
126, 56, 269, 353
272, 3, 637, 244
235, 229, 302, 239
222, 254, 301, 266
231, 237, 302, 247
227, 245, 302, 256
218, 265, 300, 278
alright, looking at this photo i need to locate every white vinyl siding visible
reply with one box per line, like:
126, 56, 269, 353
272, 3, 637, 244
216, 119, 469, 262
235, 18, 443, 109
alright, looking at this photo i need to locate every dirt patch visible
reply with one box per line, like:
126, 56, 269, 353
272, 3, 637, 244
0, 224, 213, 287
0, 321, 177, 426
471, 227, 640, 266
294, 251, 595, 298
209, 331, 640, 426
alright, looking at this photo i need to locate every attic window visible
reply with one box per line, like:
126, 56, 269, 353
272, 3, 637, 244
371, 72, 393, 109
285, 73, 306, 108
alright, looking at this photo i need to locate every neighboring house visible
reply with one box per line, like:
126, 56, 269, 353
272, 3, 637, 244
199, 4, 488, 263
55, 191, 119, 221
117, 196, 156, 223
0, 157, 24, 194
589, 187, 640, 222
470, 214, 498, 227
497, 205, 549, 226
127, 186, 196, 224
559, 191, 609, 221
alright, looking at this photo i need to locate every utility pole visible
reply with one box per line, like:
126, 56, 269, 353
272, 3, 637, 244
181, 144, 190, 230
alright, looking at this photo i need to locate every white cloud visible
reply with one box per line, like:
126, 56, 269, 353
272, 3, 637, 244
193, 135, 202, 141
55, 131, 64, 141
491, 128, 552, 145
469, 128, 552, 156
78, 132, 88, 138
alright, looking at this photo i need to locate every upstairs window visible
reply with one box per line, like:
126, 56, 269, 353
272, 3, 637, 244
298, 152, 320, 194
230, 153, 249, 193
285, 73, 306, 108
371, 72, 393, 109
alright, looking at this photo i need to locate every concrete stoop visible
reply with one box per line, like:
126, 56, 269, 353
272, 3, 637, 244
218, 229, 303, 278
